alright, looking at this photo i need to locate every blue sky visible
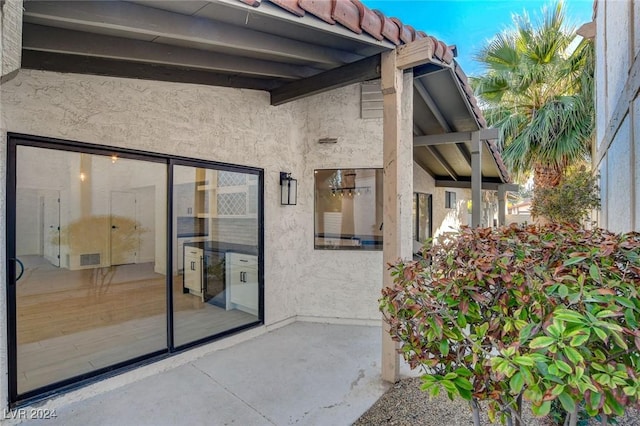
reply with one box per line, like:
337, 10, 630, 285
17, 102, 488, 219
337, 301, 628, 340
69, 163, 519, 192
365, 1, 593, 76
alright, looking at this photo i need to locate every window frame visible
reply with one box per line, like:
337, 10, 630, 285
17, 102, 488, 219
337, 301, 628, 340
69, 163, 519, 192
445, 190, 457, 209
413, 192, 433, 243
313, 168, 383, 251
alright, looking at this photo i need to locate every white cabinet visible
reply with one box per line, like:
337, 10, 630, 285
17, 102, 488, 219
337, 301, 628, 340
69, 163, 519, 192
183, 246, 204, 302
177, 237, 205, 271
225, 252, 258, 316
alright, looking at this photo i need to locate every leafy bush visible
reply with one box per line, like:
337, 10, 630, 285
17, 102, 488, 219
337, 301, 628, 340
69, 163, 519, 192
531, 169, 600, 224
381, 223, 640, 426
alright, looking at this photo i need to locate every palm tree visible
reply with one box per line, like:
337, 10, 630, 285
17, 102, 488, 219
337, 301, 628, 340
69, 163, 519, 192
471, 2, 594, 190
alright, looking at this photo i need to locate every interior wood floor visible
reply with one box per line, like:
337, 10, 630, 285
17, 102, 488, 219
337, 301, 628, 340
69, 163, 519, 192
15, 256, 258, 394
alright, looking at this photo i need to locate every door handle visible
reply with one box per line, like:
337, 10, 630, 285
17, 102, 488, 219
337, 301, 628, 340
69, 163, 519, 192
13, 258, 24, 282
111, 225, 118, 229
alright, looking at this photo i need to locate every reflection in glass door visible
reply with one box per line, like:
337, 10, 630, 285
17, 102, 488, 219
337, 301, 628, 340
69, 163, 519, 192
172, 166, 260, 347
13, 146, 167, 396
8, 137, 263, 403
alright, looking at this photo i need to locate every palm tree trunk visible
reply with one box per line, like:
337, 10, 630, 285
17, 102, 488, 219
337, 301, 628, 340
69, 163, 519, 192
533, 163, 563, 190
532, 163, 563, 224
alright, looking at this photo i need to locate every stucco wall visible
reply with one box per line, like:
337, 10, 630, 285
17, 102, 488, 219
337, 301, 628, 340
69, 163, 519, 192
0, 70, 306, 328
0, 70, 421, 326
594, 0, 639, 232
413, 162, 471, 238
0, 0, 23, 80
296, 82, 386, 321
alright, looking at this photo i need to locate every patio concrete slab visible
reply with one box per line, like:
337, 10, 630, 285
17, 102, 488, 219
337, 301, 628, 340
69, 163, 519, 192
17, 322, 419, 426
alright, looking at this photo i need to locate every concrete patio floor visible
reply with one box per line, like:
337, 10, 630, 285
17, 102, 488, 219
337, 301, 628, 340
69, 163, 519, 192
15, 322, 418, 426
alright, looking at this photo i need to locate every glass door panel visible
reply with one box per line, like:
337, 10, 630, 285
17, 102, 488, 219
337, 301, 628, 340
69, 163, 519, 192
14, 146, 167, 395
172, 166, 260, 347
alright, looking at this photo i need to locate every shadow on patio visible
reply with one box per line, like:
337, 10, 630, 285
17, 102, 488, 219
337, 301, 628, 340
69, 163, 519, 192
16, 322, 417, 426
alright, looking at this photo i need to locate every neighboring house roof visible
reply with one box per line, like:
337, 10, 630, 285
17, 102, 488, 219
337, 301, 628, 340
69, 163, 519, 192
20, 0, 510, 184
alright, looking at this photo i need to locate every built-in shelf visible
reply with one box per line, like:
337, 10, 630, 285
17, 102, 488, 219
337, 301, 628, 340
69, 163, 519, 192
197, 184, 217, 191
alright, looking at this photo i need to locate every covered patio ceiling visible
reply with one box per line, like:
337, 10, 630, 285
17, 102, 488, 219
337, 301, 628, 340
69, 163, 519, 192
20, 0, 511, 186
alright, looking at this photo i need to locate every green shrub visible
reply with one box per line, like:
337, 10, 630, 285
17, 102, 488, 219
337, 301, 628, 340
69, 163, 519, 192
531, 169, 600, 224
381, 223, 640, 425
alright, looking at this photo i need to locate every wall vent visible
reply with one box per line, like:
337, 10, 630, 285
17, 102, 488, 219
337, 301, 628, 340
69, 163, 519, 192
80, 253, 101, 266
361, 80, 383, 119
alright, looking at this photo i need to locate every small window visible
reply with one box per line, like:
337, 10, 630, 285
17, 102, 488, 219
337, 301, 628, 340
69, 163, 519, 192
314, 169, 383, 250
445, 191, 457, 209
413, 193, 433, 243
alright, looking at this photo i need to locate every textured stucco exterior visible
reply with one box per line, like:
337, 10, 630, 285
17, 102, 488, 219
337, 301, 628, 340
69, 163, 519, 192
594, 0, 640, 232
413, 162, 471, 239
297, 82, 386, 321
1, 70, 306, 327
0, 0, 22, 80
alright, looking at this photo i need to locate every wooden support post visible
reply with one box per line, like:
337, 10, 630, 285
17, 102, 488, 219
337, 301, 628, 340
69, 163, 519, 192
498, 184, 507, 226
381, 51, 413, 383
471, 131, 482, 227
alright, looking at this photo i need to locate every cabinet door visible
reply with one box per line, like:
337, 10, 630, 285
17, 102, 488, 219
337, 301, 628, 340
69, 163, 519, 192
183, 248, 203, 301
226, 253, 258, 316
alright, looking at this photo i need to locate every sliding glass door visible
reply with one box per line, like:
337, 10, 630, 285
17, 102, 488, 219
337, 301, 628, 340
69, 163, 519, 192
7, 136, 263, 403
172, 165, 260, 347
13, 145, 168, 396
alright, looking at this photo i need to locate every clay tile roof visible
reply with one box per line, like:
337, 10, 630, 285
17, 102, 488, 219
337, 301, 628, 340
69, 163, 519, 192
234, 0, 507, 180
235, 0, 484, 119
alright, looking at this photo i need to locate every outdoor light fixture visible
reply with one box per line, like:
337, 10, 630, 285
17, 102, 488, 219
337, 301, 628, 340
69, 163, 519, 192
318, 137, 338, 144
280, 172, 297, 205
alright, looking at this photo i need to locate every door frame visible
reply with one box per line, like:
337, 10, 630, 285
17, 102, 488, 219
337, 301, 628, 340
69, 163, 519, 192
6, 133, 264, 407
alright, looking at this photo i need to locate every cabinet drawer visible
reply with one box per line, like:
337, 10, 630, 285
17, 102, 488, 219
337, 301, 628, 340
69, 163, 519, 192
227, 252, 257, 267
184, 247, 203, 257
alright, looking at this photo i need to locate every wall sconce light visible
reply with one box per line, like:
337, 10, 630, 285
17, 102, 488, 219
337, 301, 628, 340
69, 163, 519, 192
280, 172, 297, 205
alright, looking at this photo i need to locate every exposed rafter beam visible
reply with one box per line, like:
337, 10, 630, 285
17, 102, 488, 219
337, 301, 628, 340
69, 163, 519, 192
425, 145, 458, 181
21, 50, 280, 91
414, 79, 451, 132
455, 143, 472, 167
22, 24, 320, 80
413, 149, 436, 178
270, 55, 380, 106
414, 79, 474, 168
414, 129, 499, 146
23, 1, 362, 67
435, 179, 519, 191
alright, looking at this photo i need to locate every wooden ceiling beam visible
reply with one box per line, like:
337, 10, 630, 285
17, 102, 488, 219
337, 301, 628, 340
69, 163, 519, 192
22, 24, 320, 80
425, 145, 458, 181
24, 1, 361, 66
414, 128, 499, 146
414, 79, 451, 132
435, 179, 519, 191
270, 54, 380, 106
21, 50, 280, 91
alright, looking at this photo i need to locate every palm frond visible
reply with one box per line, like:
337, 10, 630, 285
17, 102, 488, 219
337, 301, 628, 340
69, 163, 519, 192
471, 1, 593, 183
